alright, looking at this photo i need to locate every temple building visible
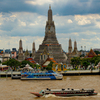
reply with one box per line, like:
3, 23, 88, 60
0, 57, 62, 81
85, 49, 97, 58
34, 6, 67, 65
18, 39, 24, 61
67, 38, 80, 65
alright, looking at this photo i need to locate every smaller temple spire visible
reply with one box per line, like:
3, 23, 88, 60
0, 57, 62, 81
48, 5, 52, 21
74, 40, 77, 49
68, 38, 72, 53
18, 39, 24, 61
73, 40, 77, 54
49, 4, 51, 9
32, 42, 36, 59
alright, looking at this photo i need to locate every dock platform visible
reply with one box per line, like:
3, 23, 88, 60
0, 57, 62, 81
59, 69, 100, 75
0, 70, 100, 78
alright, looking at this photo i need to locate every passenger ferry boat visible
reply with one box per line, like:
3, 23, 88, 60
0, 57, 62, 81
21, 70, 63, 80
30, 88, 98, 97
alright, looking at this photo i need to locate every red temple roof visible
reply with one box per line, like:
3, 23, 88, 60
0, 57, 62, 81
85, 49, 97, 58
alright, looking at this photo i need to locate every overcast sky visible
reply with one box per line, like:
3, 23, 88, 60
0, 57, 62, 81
0, 0, 100, 52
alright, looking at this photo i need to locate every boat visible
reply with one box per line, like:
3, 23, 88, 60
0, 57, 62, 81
21, 70, 63, 80
30, 88, 98, 97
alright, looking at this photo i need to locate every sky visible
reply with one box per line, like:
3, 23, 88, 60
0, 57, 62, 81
0, 0, 100, 52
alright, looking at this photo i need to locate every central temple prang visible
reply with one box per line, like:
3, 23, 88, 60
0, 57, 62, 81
34, 6, 67, 65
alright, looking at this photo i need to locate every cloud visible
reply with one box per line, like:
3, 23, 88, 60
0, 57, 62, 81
0, 0, 100, 16
74, 14, 100, 26
77, 19, 91, 25
0, 1, 100, 52
19, 20, 26, 26
67, 19, 73, 23
25, 0, 53, 5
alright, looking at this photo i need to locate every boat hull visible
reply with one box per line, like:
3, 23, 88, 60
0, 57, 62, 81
30, 92, 43, 97
21, 71, 63, 80
30, 89, 98, 97
54, 92, 97, 97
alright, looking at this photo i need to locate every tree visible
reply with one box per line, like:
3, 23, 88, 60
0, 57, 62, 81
32, 64, 41, 69
71, 57, 81, 68
2, 59, 21, 71
94, 51, 100, 55
21, 60, 33, 68
2, 60, 8, 65
82, 61, 90, 69
45, 61, 53, 70
90, 56, 100, 65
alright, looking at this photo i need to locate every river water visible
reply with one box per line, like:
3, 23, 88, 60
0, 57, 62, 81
0, 75, 100, 100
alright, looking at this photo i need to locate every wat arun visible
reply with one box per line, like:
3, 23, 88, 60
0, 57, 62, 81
34, 6, 67, 64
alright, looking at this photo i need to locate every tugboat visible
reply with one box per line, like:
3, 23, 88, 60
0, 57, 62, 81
30, 88, 98, 97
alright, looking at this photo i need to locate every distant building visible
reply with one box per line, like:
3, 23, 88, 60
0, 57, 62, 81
11, 51, 17, 58
5, 49, 11, 53
93, 48, 100, 52
12, 48, 17, 51
2, 53, 11, 62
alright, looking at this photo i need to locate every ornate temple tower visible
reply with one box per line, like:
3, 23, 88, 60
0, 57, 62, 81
67, 39, 80, 65
34, 5, 67, 64
68, 38, 72, 53
18, 39, 24, 61
32, 42, 36, 59
73, 40, 77, 54
42, 5, 58, 44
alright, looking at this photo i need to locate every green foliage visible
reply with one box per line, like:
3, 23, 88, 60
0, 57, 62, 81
45, 61, 53, 70
70, 56, 100, 70
82, 61, 90, 69
80, 54, 85, 57
32, 64, 41, 69
2, 59, 21, 71
91, 56, 100, 65
71, 57, 81, 68
94, 51, 100, 55
21, 60, 33, 68
2, 60, 8, 65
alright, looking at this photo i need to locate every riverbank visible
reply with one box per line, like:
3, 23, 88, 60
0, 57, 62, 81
0, 69, 100, 78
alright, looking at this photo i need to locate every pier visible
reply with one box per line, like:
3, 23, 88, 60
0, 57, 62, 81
0, 71, 21, 79
60, 69, 100, 75
0, 69, 100, 78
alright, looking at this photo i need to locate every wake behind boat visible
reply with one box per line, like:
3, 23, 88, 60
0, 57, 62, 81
30, 88, 98, 97
21, 70, 63, 80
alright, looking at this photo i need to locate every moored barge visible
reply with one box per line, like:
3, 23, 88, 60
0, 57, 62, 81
21, 71, 63, 80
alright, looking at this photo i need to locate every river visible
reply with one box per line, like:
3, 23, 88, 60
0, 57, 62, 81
0, 75, 100, 100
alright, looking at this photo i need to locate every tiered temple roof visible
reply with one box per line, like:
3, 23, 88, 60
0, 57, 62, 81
85, 49, 97, 58
34, 6, 67, 65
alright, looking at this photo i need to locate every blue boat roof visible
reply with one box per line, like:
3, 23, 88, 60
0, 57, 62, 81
21, 70, 56, 75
